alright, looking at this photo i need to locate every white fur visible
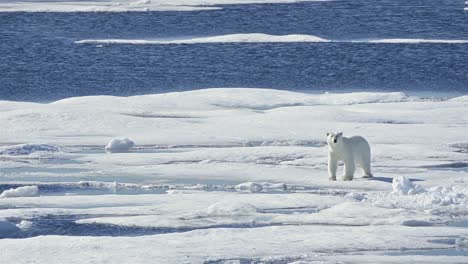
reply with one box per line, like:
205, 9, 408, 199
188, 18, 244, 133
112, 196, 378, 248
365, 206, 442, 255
327, 132, 372, 181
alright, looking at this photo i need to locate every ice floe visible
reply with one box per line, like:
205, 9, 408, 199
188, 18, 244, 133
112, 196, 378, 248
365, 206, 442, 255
76, 34, 330, 45
0, 0, 330, 12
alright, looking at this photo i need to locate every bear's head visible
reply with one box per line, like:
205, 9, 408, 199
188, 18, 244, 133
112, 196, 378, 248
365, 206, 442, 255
326, 132, 343, 146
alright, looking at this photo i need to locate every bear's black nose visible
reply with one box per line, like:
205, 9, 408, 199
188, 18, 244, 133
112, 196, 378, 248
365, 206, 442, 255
333, 139, 337, 143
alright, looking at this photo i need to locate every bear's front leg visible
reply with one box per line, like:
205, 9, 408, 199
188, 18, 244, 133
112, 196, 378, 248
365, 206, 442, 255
343, 158, 355, 181
328, 153, 338, 181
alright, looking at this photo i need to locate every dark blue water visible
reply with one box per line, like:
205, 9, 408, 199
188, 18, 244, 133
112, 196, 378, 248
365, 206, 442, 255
1, 0, 467, 101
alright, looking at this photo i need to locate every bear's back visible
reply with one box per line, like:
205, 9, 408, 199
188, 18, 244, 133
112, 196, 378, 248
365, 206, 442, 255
345, 136, 370, 153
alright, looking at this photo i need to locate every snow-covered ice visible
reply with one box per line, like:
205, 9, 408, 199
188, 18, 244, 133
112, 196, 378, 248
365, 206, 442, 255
0, 88, 467, 262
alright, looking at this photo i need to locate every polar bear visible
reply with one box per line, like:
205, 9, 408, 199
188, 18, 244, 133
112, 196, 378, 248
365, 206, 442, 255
327, 132, 372, 181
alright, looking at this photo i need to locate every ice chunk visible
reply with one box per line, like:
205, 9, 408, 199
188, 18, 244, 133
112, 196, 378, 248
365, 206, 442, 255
235, 182, 264, 193
234, 182, 287, 193
16, 220, 33, 230
0, 143, 60, 156
105, 138, 134, 153
206, 201, 261, 216
392, 177, 424, 195
0, 186, 39, 198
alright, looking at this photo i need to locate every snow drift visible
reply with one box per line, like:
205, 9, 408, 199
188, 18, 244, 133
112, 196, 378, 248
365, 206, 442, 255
392, 176, 424, 195
206, 201, 261, 216
0, 186, 39, 198
0, 144, 60, 156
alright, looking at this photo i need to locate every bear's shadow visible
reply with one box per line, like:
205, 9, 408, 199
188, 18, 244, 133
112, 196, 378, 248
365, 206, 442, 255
356, 176, 424, 183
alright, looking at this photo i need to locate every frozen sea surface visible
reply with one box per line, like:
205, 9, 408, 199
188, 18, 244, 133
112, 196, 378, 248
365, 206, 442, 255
0, 89, 467, 263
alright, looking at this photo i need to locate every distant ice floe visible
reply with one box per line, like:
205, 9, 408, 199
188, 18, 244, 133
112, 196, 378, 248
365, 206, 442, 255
0, 0, 330, 12
75, 33, 330, 45
105, 138, 135, 153
0, 186, 39, 198
0, 144, 60, 156
50, 89, 410, 109
76, 35, 468, 45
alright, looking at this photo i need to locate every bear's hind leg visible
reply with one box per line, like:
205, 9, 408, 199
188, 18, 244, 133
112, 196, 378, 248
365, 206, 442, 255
357, 157, 372, 178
